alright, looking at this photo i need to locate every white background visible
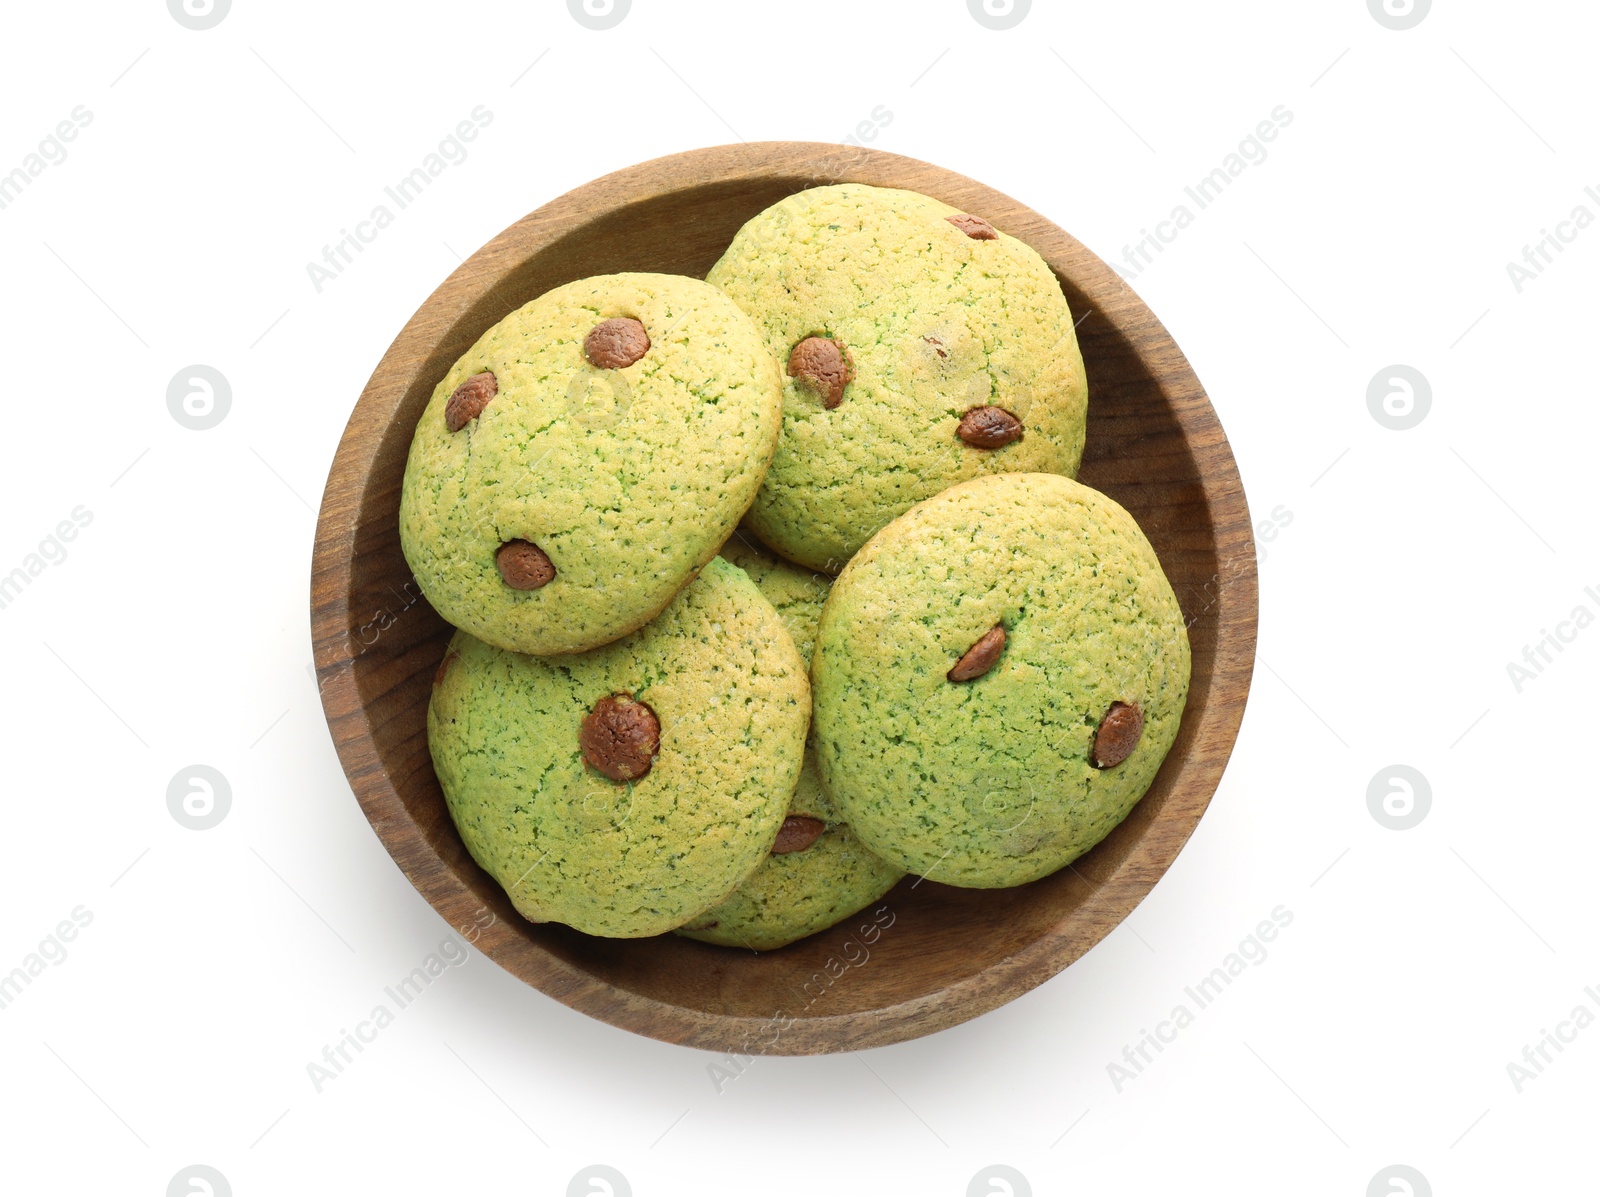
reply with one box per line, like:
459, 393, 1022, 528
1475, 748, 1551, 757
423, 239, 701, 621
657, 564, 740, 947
2, 1, 1595, 1194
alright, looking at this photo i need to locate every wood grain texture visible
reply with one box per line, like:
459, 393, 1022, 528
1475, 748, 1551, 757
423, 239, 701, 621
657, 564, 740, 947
309, 142, 1259, 1055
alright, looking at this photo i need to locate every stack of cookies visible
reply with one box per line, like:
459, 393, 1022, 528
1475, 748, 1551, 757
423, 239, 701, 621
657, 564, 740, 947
401, 184, 1191, 951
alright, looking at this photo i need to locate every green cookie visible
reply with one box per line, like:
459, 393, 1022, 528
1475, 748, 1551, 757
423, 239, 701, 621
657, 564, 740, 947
811, 473, 1190, 889
400, 272, 783, 656
428, 558, 809, 938
706, 184, 1088, 572
676, 533, 903, 951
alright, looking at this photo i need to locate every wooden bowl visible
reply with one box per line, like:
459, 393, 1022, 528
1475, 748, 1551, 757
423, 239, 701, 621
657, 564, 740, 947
311, 142, 1258, 1055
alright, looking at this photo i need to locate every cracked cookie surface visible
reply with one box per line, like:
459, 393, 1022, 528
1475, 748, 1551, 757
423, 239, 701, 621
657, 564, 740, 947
811, 473, 1190, 889
706, 184, 1088, 572
428, 558, 809, 938
400, 272, 783, 656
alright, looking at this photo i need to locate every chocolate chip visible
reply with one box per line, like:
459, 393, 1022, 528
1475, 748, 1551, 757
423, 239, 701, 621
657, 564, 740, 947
580, 694, 661, 782
1092, 701, 1144, 769
771, 815, 827, 854
923, 335, 950, 360
444, 371, 498, 432
432, 650, 459, 688
787, 337, 854, 409
946, 213, 998, 240
584, 318, 650, 369
948, 625, 1006, 682
495, 540, 555, 590
957, 406, 1023, 449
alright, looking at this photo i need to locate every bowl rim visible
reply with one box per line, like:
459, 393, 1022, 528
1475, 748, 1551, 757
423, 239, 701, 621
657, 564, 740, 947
311, 140, 1259, 1054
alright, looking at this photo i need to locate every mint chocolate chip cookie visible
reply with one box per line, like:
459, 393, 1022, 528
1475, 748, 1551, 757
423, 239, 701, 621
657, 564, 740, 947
428, 558, 809, 938
674, 534, 902, 950
706, 184, 1088, 572
811, 473, 1190, 889
400, 272, 783, 656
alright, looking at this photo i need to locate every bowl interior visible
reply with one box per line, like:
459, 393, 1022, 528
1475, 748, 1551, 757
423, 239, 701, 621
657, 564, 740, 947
316, 144, 1256, 1053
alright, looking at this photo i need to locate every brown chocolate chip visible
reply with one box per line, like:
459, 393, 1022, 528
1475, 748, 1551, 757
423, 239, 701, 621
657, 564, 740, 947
923, 334, 950, 360
946, 213, 998, 240
787, 337, 854, 409
957, 406, 1023, 449
580, 694, 661, 782
948, 625, 1006, 682
1092, 701, 1144, 769
431, 649, 459, 688
495, 540, 555, 591
584, 318, 650, 369
444, 371, 498, 432
771, 815, 827, 854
